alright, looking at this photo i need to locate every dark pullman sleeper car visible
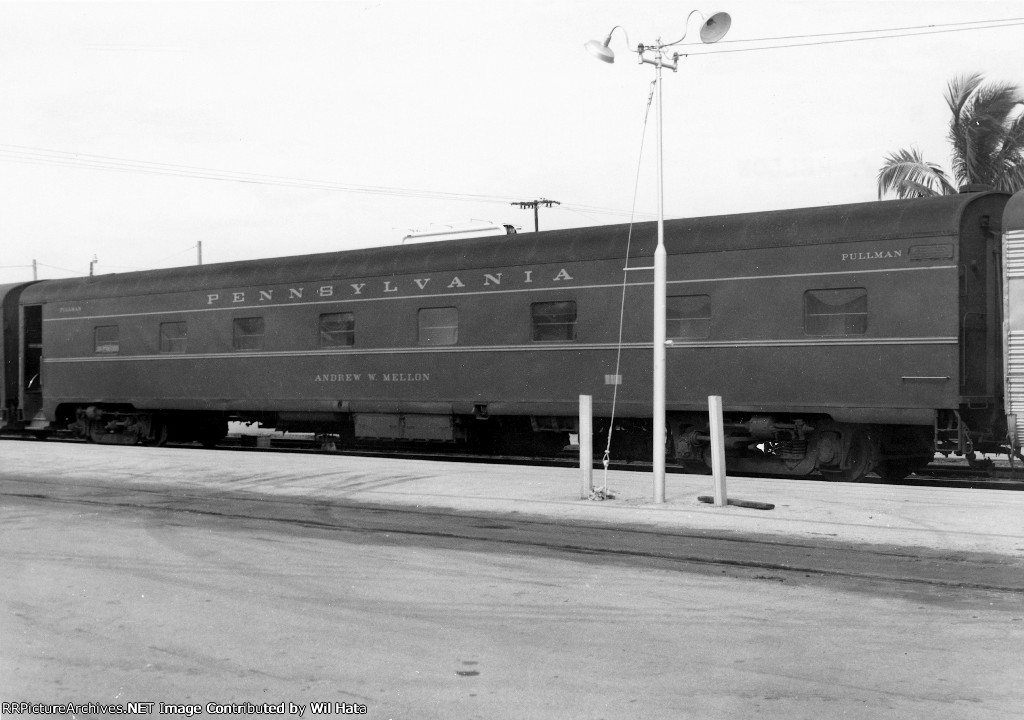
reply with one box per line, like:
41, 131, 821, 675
4, 188, 1024, 483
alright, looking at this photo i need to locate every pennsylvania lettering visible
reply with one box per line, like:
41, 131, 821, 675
205, 267, 575, 307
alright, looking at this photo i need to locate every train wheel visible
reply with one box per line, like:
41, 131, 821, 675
876, 455, 932, 483
86, 420, 139, 445
142, 420, 169, 447
196, 419, 228, 448
820, 428, 875, 482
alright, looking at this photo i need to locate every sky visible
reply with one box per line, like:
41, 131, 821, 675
1, 0, 1023, 283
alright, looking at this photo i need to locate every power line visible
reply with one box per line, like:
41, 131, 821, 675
682, 17, 1024, 55
0, 144, 654, 222
706, 15, 1024, 46
36, 262, 85, 275
0, 144, 512, 202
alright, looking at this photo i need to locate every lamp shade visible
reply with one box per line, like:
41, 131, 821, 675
699, 12, 731, 43
585, 38, 615, 63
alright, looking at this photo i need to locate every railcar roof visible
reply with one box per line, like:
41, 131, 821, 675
1005, 187, 1024, 231
0, 281, 37, 308
21, 192, 1006, 303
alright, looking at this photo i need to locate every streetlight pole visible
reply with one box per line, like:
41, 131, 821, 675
648, 48, 669, 502
586, 10, 731, 503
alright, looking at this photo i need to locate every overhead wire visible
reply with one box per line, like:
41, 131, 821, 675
0, 144, 519, 202
35, 262, 86, 276
151, 243, 202, 265
0, 143, 651, 221
678, 17, 1024, 55
702, 16, 1024, 45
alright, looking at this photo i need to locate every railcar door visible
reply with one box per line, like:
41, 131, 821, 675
1, 283, 31, 427
959, 202, 1003, 400
20, 304, 43, 426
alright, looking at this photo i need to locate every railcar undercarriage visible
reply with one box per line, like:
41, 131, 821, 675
665, 410, 1004, 483
666, 414, 884, 481
47, 404, 1011, 484
66, 406, 228, 448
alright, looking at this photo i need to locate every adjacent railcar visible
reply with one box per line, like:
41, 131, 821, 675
5, 189, 1020, 482
1, 282, 38, 430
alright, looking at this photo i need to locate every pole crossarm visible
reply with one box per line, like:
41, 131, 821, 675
511, 198, 561, 232
511, 198, 561, 210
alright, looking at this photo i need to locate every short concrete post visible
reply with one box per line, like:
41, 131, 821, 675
708, 395, 727, 507
580, 395, 593, 498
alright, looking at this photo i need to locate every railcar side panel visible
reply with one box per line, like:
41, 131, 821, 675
16, 190, 1017, 477
36, 232, 961, 422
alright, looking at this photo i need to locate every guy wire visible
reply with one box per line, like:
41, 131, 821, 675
602, 78, 656, 486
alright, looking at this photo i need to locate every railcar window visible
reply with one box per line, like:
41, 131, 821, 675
232, 317, 265, 351
94, 325, 119, 354
159, 322, 187, 353
418, 307, 458, 346
667, 295, 711, 338
319, 312, 355, 347
804, 288, 868, 336
531, 301, 577, 341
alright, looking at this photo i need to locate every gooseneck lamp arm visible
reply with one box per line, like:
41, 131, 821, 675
662, 9, 731, 47
584, 25, 635, 63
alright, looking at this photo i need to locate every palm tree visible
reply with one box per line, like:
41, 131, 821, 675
877, 73, 1024, 199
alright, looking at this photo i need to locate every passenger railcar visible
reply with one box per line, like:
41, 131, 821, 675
3, 189, 1022, 482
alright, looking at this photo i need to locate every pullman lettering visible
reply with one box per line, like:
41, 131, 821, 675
841, 250, 902, 261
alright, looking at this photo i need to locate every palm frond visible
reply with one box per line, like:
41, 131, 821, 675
946, 73, 986, 185
992, 112, 1024, 192
880, 74, 1024, 196
876, 148, 956, 199
945, 73, 985, 119
1002, 163, 1024, 194
947, 74, 1024, 186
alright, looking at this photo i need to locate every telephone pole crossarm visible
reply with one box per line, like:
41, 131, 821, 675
511, 197, 561, 232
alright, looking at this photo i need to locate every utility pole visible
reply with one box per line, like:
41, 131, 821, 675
32, 259, 37, 280
197, 241, 203, 265
511, 198, 561, 232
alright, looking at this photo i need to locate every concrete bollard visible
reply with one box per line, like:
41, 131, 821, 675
580, 395, 593, 498
708, 395, 727, 507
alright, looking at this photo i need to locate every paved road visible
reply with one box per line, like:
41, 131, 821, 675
2, 474, 1023, 720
